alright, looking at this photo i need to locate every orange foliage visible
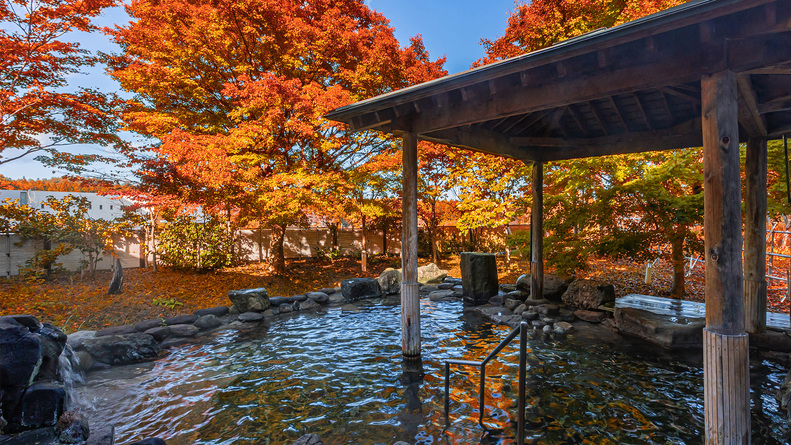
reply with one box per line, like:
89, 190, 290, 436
0, 175, 108, 192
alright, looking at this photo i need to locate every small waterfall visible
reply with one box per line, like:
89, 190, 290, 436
57, 344, 85, 409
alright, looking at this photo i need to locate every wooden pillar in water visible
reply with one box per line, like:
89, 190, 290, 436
531, 161, 544, 300
701, 70, 750, 444
744, 136, 767, 334
401, 132, 421, 359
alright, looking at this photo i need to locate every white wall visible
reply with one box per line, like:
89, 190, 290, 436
0, 190, 132, 220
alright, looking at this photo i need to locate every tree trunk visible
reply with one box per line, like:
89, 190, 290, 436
257, 226, 264, 261
361, 214, 367, 272
270, 224, 287, 274
504, 225, 512, 266
331, 223, 338, 250
382, 224, 387, 255
669, 232, 686, 297
149, 213, 158, 273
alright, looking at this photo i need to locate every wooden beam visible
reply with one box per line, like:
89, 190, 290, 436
402, 44, 713, 134
701, 69, 749, 443
421, 126, 534, 162
737, 73, 768, 137
744, 136, 768, 333
608, 96, 631, 131
510, 119, 702, 161
401, 132, 420, 359
589, 101, 610, 135
531, 162, 544, 300
567, 105, 589, 136
633, 93, 653, 130
758, 96, 791, 114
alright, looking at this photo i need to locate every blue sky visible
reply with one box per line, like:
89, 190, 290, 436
0, 0, 519, 180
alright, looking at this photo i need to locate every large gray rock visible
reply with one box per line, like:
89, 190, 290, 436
460, 252, 499, 305
428, 290, 457, 301
169, 324, 199, 338
7, 382, 65, 432
341, 278, 382, 302
297, 299, 320, 311
516, 273, 570, 300
134, 319, 164, 332
65, 331, 95, 351
33, 324, 66, 382
376, 268, 402, 295
561, 279, 615, 310
614, 307, 704, 350
418, 263, 448, 285
238, 312, 266, 322
194, 315, 222, 331
81, 333, 160, 365
0, 317, 42, 420
306, 292, 329, 304
228, 288, 270, 312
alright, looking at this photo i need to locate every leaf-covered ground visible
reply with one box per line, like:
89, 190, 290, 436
1, 254, 788, 334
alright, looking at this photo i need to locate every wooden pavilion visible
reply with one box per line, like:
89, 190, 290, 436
325, 0, 791, 442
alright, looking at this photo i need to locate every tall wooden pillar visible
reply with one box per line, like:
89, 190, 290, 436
701, 70, 750, 444
744, 136, 767, 334
401, 132, 421, 359
531, 161, 544, 300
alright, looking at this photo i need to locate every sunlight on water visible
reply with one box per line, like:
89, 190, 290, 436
73, 300, 789, 445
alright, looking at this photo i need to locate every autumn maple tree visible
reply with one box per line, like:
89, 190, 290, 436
108, 0, 444, 274
477, 0, 695, 293
0, 0, 124, 169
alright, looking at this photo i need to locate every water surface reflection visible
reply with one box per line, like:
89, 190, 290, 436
73, 300, 789, 444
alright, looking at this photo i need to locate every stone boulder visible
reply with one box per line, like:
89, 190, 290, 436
34, 324, 66, 383
561, 279, 615, 310
56, 411, 90, 444
417, 263, 448, 285
516, 273, 570, 300
194, 315, 222, 331
228, 288, 270, 313
460, 252, 499, 305
6, 382, 65, 432
81, 333, 160, 366
614, 307, 704, 350
306, 292, 329, 304
341, 278, 382, 302
297, 298, 320, 311
0, 317, 43, 420
428, 290, 456, 302
574, 310, 608, 323
376, 268, 402, 295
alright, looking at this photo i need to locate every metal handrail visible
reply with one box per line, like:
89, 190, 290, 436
444, 320, 528, 443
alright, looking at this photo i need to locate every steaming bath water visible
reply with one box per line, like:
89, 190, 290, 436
72, 300, 789, 444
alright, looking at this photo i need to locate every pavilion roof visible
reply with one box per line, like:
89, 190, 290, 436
325, 0, 791, 162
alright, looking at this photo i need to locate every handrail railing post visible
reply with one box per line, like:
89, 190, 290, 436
518, 321, 527, 444
479, 364, 486, 425
444, 322, 529, 441
444, 362, 450, 419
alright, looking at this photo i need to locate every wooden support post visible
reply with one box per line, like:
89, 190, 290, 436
401, 132, 421, 359
701, 70, 749, 444
531, 161, 544, 300
744, 136, 767, 334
